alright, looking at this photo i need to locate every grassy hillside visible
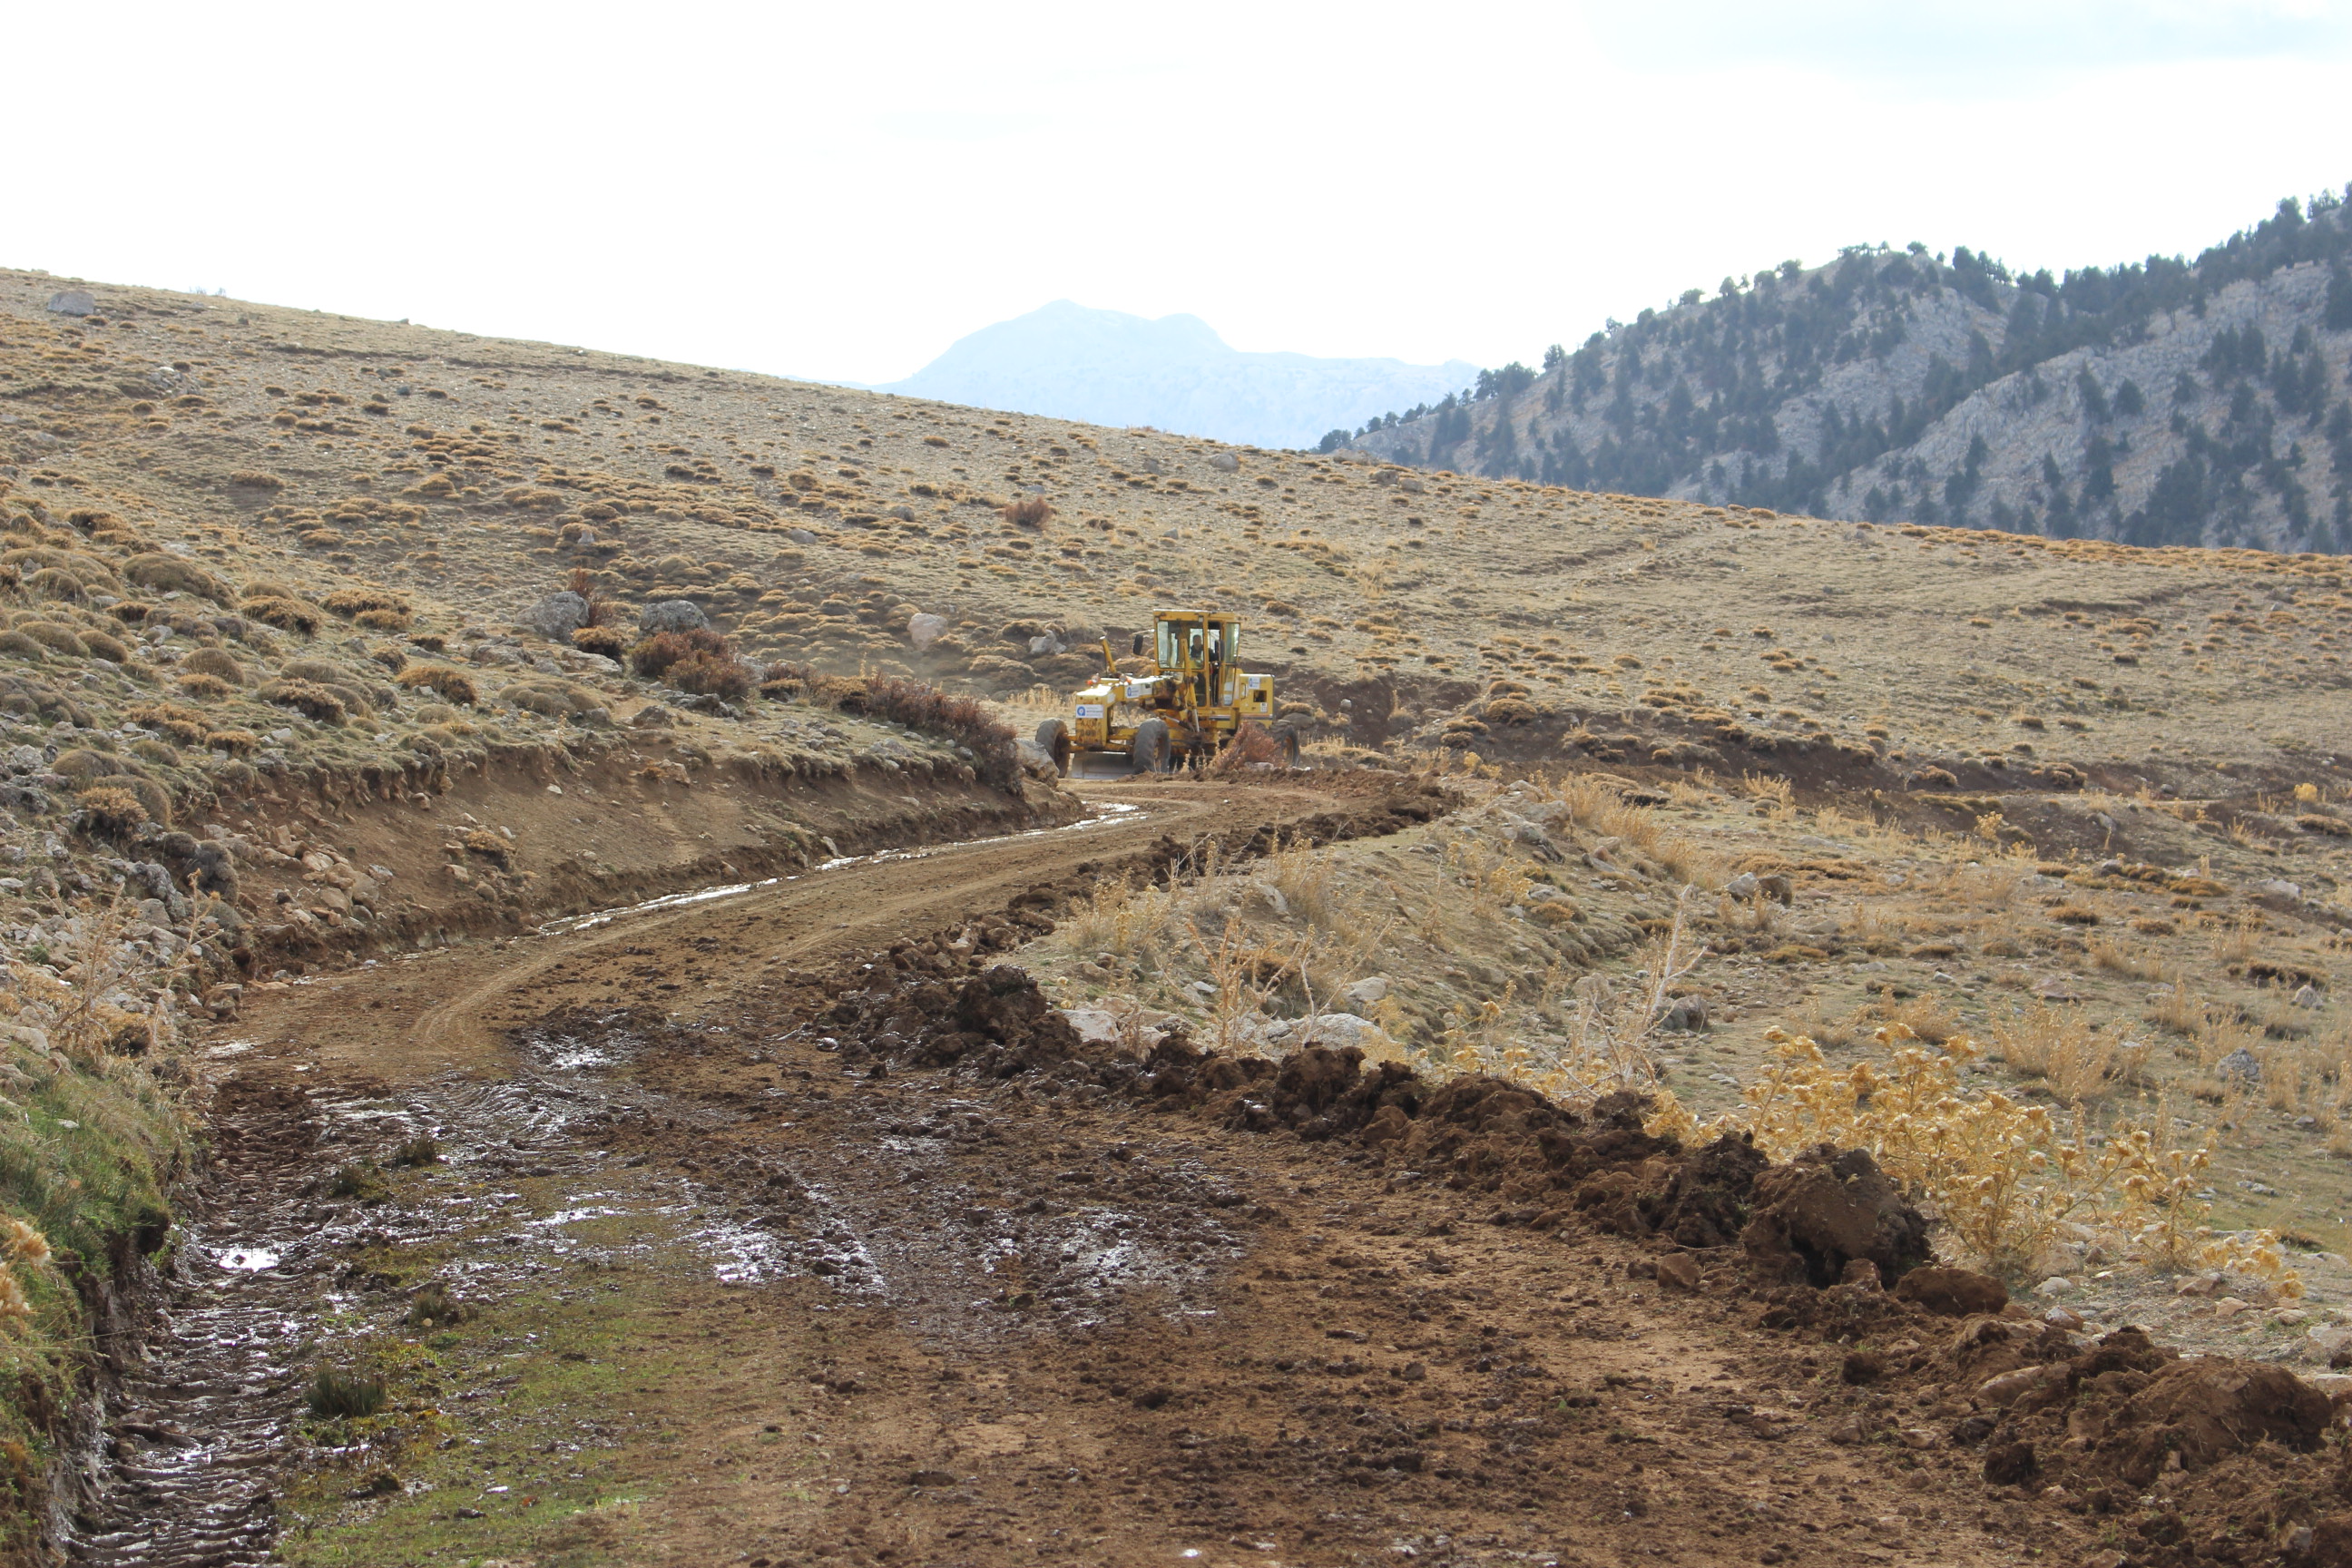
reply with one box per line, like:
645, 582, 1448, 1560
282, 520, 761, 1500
5, 262, 2349, 802
1350, 190, 2352, 554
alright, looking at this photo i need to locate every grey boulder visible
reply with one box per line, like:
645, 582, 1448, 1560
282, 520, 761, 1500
519, 591, 589, 641
639, 599, 710, 634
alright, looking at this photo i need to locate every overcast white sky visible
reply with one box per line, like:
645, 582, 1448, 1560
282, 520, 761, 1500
5, 1, 2347, 384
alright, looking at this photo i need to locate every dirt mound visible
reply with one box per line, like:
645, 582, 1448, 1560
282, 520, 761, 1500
1740, 1145, 1933, 1288
1894, 1264, 2010, 1317
823, 964, 1087, 1078
2100, 1358, 2332, 1485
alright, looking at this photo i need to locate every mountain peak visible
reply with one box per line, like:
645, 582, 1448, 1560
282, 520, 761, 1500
880, 302, 1474, 449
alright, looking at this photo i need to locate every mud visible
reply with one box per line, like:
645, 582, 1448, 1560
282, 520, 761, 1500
69, 769, 2352, 1568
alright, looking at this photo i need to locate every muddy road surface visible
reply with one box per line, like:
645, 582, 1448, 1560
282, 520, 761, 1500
80, 776, 2076, 1568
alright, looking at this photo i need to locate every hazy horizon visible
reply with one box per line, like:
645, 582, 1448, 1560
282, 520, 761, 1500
6, 0, 2347, 387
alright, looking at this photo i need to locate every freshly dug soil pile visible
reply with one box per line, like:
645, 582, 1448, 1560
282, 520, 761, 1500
812, 958, 2352, 1566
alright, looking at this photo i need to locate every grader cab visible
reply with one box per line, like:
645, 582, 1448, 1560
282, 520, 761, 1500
1034, 610, 1293, 775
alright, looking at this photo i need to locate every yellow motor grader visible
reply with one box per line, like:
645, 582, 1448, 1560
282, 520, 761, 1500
1035, 609, 1294, 775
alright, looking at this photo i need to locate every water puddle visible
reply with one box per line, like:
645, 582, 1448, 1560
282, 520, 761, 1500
535, 799, 1148, 936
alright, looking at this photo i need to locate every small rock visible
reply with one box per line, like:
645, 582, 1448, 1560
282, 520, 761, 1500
2043, 1306, 2084, 1329
2033, 1276, 2075, 1298
1723, 871, 1760, 900
2210, 1296, 2252, 1319
1340, 976, 1390, 1008
1266, 1013, 1392, 1054
1654, 1253, 1701, 1291
1060, 1008, 1122, 1045
1208, 452, 1240, 473
785, 527, 818, 544
638, 599, 710, 634
2253, 877, 2304, 904
2034, 977, 2084, 1003
907, 612, 947, 650
2293, 984, 2324, 1010
1658, 995, 1710, 1033
630, 704, 675, 729
2216, 1047, 2263, 1089
45, 289, 96, 317
907, 1469, 958, 1489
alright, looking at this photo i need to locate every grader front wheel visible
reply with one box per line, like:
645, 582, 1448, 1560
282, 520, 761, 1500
1035, 719, 1073, 777
1132, 718, 1172, 774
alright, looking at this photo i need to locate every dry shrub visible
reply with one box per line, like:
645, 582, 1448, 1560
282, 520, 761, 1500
258, 679, 345, 724
999, 496, 1054, 528
397, 665, 477, 705
1992, 1004, 2142, 1101
205, 730, 258, 756
1063, 876, 1176, 963
667, 651, 753, 701
463, 828, 512, 867
858, 676, 1016, 787
2091, 936, 2165, 980
122, 553, 228, 602
228, 470, 284, 490
630, 628, 730, 680
1651, 1027, 2294, 1284
497, 680, 603, 717
565, 567, 617, 627
355, 606, 413, 632
1548, 774, 1718, 886
240, 595, 320, 635
181, 647, 244, 685
322, 586, 407, 619
15, 622, 87, 657
0, 630, 45, 661
1443, 896, 1702, 1102
1206, 720, 1283, 776
2146, 977, 2209, 1038
1865, 992, 1962, 1044
129, 703, 209, 747
175, 672, 232, 701
571, 625, 629, 660
75, 786, 148, 838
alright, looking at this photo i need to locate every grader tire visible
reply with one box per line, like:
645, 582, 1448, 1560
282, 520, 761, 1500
1035, 719, 1073, 777
1132, 718, 1172, 775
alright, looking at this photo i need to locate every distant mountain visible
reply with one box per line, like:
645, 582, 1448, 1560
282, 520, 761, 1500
1350, 191, 2352, 553
876, 300, 1477, 451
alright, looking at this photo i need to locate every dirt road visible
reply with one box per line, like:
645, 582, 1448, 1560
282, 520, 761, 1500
79, 775, 2081, 1568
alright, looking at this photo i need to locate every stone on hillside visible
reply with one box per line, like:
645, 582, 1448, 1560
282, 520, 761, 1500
630, 704, 674, 728
1724, 871, 1760, 899
1208, 451, 1239, 472
45, 290, 95, 317
907, 612, 947, 650
2216, 1047, 2263, 1088
519, 592, 589, 641
639, 599, 709, 634
1658, 995, 1710, 1033
1340, 976, 1389, 1008
785, 527, 818, 544
1060, 1007, 1122, 1045
1265, 1013, 1389, 1053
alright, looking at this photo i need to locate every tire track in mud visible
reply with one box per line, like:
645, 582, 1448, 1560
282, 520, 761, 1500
66, 779, 1380, 1564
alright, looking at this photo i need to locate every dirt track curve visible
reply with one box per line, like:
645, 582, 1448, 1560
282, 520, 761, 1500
76, 776, 2075, 1568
